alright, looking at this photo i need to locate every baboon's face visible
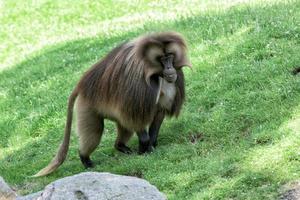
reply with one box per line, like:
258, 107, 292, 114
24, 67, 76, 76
144, 42, 190, 83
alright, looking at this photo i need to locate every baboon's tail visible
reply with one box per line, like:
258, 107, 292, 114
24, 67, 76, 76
33, 89, 79, 177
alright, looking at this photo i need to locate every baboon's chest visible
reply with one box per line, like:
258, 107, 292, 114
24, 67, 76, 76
157, 78, 176, 110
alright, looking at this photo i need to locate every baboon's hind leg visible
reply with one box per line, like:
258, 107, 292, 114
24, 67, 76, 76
76, 97, 104, 168
114, 123, 133, 154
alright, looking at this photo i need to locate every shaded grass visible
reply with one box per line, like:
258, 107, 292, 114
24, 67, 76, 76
1, 0, 300, 199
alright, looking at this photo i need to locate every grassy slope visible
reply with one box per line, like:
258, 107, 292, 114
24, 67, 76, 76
1, 0, 300, 199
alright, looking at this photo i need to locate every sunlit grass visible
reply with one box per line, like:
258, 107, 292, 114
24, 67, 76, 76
1, 0, 300, 199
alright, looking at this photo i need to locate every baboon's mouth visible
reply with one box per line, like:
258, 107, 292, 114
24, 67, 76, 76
163, 73, 177, 83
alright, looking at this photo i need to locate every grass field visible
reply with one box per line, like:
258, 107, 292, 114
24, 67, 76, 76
1, 0, 300, 199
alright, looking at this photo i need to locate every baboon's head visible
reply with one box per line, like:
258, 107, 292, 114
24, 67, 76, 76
137, 32, 191, 85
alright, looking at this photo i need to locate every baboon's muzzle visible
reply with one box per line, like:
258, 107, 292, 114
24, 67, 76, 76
160, 54, 177, 83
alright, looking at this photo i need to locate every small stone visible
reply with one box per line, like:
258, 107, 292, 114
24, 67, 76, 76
292, 67, 300, 75
280, 181, 300, 200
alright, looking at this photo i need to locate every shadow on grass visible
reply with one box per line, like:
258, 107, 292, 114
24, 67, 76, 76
0, 1, 299, 198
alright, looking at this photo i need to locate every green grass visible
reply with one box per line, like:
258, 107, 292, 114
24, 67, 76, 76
1, 0, 300, 199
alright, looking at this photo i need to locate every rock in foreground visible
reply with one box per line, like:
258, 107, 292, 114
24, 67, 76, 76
20, 172, 166, 200
0, 176, 17, 200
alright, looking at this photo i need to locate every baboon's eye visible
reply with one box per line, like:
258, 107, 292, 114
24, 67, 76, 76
165, 52, 175, 58
156, 56, 162, 62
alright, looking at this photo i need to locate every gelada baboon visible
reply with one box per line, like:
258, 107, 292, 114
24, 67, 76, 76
34, 32, 191, 177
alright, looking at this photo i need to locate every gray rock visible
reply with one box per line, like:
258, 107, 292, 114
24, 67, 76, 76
16, 192, 42, 200
280, 181, 300, 200
0, 176, 17, 200
19, 172, 166, 200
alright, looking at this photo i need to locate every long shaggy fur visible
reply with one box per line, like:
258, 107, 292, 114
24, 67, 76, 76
34, 32, 190, 177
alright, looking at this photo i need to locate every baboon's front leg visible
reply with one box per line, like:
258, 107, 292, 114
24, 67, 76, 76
137, 130, 152, 154
149, 110, 165, 148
